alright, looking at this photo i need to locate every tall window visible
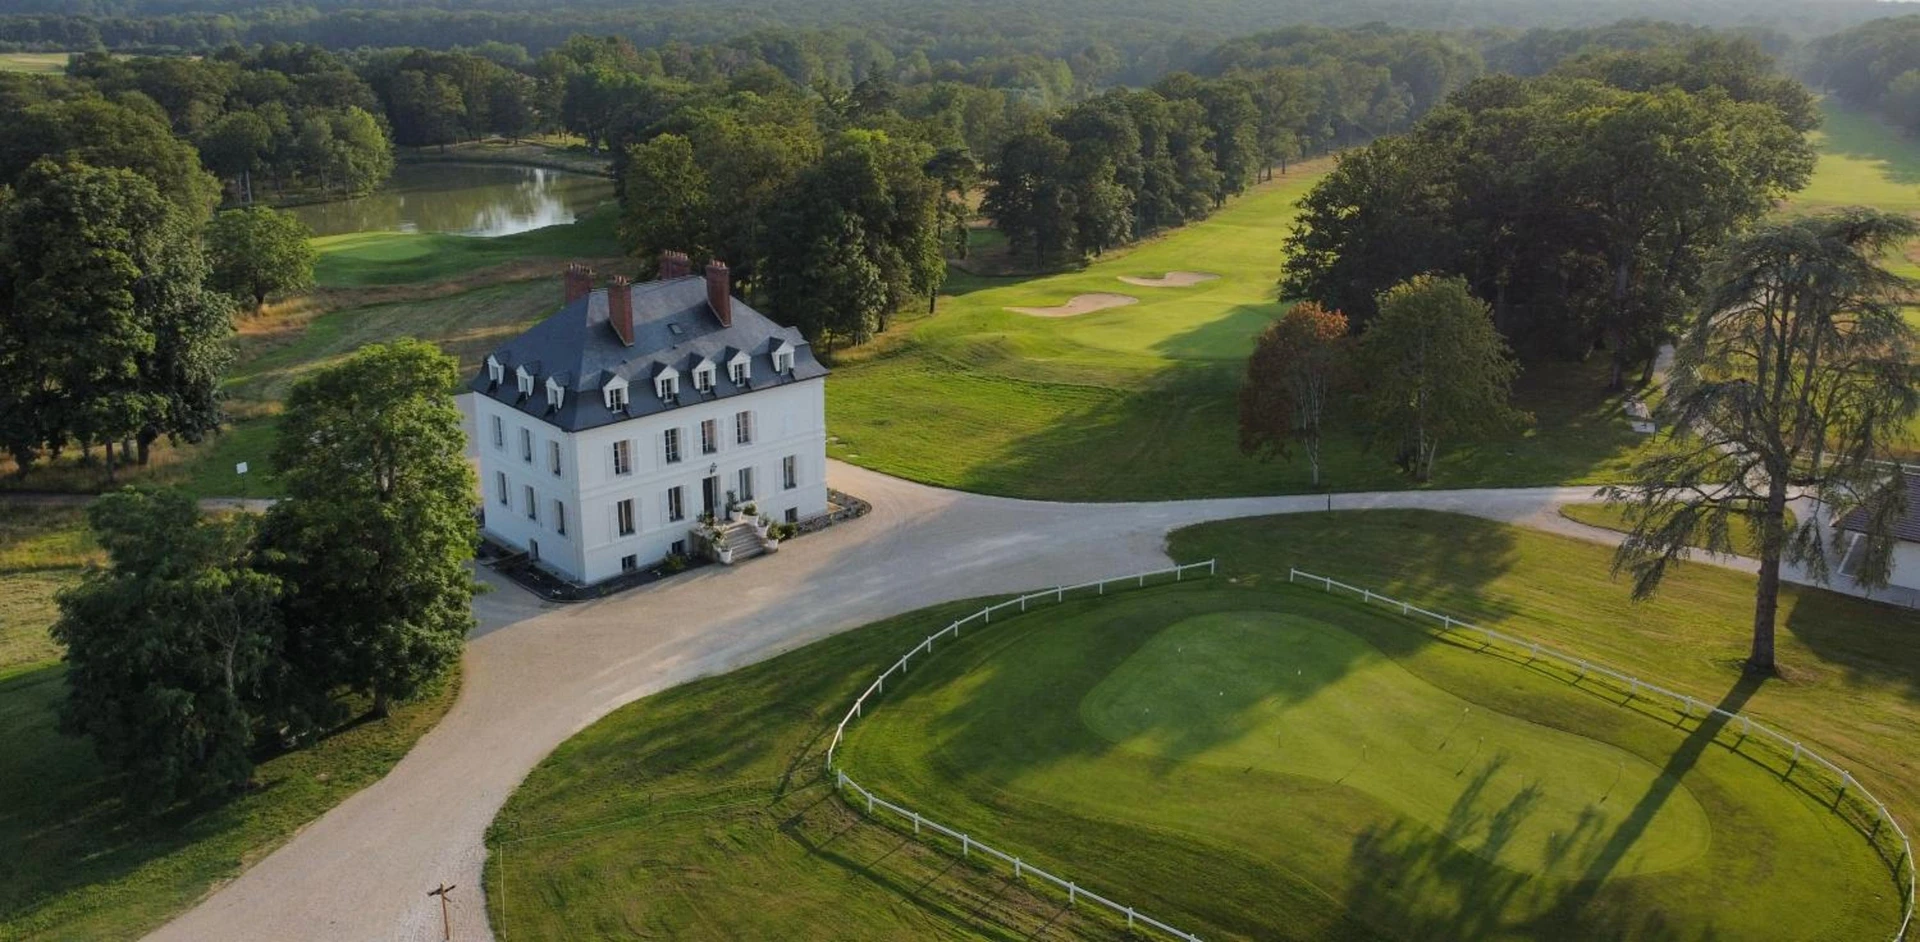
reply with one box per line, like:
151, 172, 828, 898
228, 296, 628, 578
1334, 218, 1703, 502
491, 415, 504, 449
616, 499, 636, 537
783, 455, 797, 490
700, 419, 718, 455
608, 384, 628, 412
496, 471, 508, 505
730, 360, 749, 384
664, 428, 682, 464
549, 440, 562, 476
520, 427, 533, 463
735, 410, 752, 445
554, 499, 567, 536
694, 364, 715, 392
737, 466, 755, 501
667, 486, 685, 522
524, 484, 537, 520
612, 439, 632, 475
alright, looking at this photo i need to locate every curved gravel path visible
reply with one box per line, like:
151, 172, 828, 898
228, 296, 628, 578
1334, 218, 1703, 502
143, 463, 1780, 941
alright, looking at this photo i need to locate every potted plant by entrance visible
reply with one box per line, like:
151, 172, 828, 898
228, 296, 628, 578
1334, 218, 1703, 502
724, 490, 740, 522
752, 512, 770, 538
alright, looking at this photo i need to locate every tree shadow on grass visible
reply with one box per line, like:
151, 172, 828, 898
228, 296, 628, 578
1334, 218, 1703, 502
1781, 585, 1920, 700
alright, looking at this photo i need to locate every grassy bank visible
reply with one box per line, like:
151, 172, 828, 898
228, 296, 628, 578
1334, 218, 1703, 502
0, 507, 461, 941
313, 203, 621, 287
0, 52, 69, 73
488, 510, 1920, 939
827, 162, 1652, 501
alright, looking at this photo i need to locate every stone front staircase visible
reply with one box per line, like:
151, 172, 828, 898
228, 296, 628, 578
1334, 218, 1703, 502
714, 520, 766, 565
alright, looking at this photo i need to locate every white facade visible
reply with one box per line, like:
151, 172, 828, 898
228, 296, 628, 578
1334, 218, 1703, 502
467, 377, 828, 584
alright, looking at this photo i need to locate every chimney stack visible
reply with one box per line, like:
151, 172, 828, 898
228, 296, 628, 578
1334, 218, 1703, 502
659, 250, 690, 280
563, 263, 594, 305
705, 260, 731, 328
608, 275, 634, 346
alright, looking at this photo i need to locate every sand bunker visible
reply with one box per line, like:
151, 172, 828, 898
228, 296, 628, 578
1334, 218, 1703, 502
1006, 293, 1140, 318
1117, 270, 1220, 287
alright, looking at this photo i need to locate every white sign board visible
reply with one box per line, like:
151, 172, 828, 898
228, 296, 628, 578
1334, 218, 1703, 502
236, 461, 249, 475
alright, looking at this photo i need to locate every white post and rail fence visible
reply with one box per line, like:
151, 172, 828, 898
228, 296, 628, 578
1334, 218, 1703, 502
826, 559, 1218, 941
818, 557, 1914, 942
1289, 566, 1915, 942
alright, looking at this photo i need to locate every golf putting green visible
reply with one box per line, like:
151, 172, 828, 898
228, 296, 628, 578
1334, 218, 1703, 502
1080, 612, 1710, 878
844, 586, 1899, 941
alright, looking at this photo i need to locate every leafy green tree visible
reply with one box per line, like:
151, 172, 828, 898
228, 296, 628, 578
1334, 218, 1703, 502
766, 129, 944, 343
1356, 275, 1525, 481
387, 70, 468, 148
0, 96, 221, 222
1605, 211, 1920, 675
0, 160, 172, 476
206, 206, 317, 311
197, 109, 273, 199
618, 133, 709, 272
982, 125, 1076, 265
53, 488, 281, 810
1239, 301, 1350, 485
263, 339, 477, 718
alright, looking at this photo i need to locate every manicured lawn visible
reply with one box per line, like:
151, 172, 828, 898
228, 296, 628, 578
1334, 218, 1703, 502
313, 205, 622, 287
827, 162, 1652, 500
847, 586, 1890, 940
1785, 100, 1920, 452
0, 52, 69, 74
0, 506, 98, 671
0, 506, 461, 941
489, 510, 1920, 940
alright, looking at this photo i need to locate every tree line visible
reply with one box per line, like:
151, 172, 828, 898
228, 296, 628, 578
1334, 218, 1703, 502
55, 340, 477, 809
1280, 35, 1815, 390
1802, 16, 1920, 135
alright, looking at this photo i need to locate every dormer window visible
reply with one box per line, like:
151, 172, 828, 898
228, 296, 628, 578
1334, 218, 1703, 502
657, 373, 679, 399
486, 355, 504, 386
771, 342, 795, 374
692, 360, 716, 393
728, 350, 751, 385
545, 377, 565, 411
515, 365, 535, 399
603, 375, 629, 412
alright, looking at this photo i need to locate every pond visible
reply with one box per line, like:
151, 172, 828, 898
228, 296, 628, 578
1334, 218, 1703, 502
287, 163, 615, 238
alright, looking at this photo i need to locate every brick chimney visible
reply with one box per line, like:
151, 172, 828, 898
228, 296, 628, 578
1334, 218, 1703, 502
705, 260, 731, 328
659, 250, 690, 280
563, 263, 593, 305
608, 275, 634, 346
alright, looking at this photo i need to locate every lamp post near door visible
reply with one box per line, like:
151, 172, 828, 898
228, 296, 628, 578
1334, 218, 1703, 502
427, 883, 456, 940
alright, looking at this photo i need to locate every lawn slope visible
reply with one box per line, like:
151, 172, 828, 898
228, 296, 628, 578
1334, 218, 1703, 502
490, 510, 1920, 940
827, 163, 1650, 501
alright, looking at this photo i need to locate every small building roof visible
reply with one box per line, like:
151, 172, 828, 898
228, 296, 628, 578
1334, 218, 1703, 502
1837, 470, 1920, 543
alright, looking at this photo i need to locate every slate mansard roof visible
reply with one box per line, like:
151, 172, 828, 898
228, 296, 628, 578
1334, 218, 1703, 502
469, 274, 828, 433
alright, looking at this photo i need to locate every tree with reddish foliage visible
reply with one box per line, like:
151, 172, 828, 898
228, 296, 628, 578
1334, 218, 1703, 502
1238, 301, 1350, 486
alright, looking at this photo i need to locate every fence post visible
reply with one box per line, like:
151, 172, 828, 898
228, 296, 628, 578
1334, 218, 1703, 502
1209, 559, 1216, 575
1014, 858, 1022, 878
962, 834, 969, 857
1069, 883, 1077, 905
1128, 908, 1136, 928
913, 811, 921, 834
1057, 586, 1063, 602
1363, 588, 1372, 603
1098, 580, 1104, 595
1177, 567, 1182, 582
1139, 575, 1145, 587
1021, 596, 1026, 612
867, 792, 873, 813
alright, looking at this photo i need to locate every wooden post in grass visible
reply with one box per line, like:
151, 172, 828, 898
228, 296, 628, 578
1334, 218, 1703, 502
427, 883, 456, 941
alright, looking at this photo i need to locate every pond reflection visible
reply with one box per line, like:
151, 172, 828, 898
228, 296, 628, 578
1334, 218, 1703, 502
288, 163, 614, 238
